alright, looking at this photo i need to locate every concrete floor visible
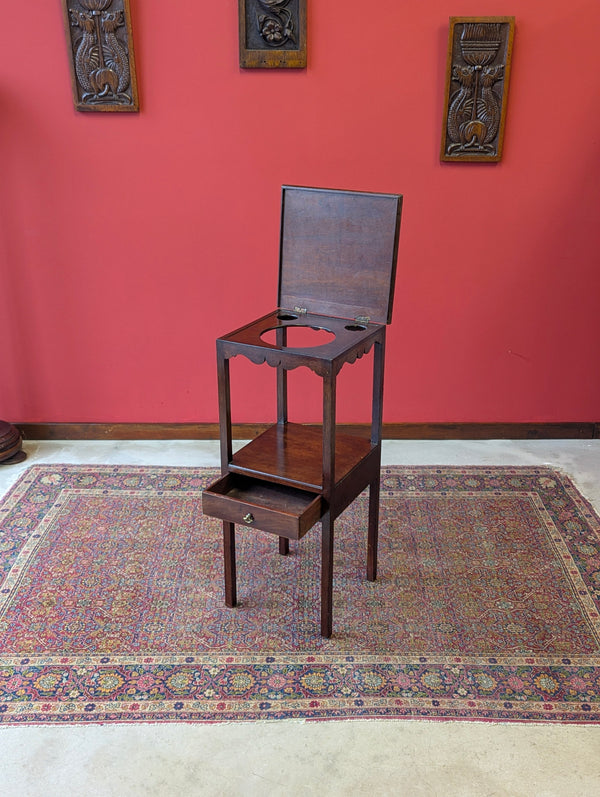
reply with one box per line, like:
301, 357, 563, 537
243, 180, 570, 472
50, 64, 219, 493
1, 438, 599, 796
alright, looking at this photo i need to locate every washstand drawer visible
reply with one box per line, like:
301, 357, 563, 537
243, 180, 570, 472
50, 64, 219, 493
202, 474, 323, 540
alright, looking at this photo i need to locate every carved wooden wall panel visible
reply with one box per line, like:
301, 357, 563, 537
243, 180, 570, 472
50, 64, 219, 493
61, 0, 139, 112
441, 17, 514, 162
239, 0, 306, 68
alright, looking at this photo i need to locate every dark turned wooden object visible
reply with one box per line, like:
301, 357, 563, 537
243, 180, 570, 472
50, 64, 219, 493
0, 421, 26, 465
202, 186, 403, 637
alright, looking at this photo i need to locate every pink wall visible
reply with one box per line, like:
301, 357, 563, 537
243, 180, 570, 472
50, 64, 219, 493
1, 1, 599, 425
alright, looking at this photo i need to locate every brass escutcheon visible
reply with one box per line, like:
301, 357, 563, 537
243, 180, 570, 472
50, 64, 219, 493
243, 513, 254, 524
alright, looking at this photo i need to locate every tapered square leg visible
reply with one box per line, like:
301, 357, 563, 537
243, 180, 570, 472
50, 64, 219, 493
367, 476, 380, 582
223, 521, 237, 607
321, 511, 334, 637
279, 536, 289, 555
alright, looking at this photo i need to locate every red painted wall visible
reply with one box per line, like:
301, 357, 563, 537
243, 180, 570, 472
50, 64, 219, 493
1, 1, 599, 425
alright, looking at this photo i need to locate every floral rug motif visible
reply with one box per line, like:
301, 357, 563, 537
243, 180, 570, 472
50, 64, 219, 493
0, 464, 599, 724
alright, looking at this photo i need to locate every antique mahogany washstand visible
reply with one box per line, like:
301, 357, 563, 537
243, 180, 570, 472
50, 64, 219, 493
202, 186, 403, 637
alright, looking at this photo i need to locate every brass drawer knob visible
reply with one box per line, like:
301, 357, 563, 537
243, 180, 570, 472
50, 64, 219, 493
243, 512, 255, 525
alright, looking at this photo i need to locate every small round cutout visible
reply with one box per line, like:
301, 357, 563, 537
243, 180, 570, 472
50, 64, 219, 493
345, 324, 367, 331
276, 313, 298, 321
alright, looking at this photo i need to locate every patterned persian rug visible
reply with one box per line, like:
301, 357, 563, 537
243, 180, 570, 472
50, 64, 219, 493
0, 464, 599, 725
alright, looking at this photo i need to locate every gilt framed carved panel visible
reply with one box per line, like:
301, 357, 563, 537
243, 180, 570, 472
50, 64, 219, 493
61, 0, 139, 112
239, 0, 306, 68
441, 17, 514, 162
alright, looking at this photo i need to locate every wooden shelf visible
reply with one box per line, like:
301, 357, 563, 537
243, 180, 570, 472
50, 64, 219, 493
229, 422, 373, 492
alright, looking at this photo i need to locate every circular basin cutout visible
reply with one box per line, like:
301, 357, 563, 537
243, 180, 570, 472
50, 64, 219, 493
260, 325, 336, 348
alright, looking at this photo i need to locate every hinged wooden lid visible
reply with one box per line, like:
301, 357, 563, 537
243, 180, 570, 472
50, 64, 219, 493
278, 186, 403, 324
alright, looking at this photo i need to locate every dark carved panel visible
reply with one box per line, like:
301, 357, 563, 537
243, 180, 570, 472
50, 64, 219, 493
61, 0, 139, 112
441, 17, 514, 162
239, 0, 306, 68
